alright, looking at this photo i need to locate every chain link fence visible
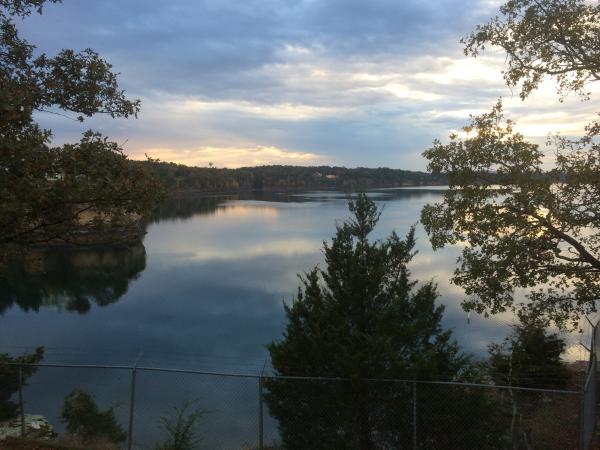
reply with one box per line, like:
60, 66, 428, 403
0, 362, 586, 449
579, 319, 600, 450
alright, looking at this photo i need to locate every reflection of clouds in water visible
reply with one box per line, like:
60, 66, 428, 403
215, 202, 281, 218
147, 202, 334, 257
145, 255, 317, 313
145, 191, 583, 363
156, 239, 320, 263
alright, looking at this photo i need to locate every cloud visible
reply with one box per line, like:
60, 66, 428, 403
19, 0, 598, 169
135, 145, 324, 168
174, 98, 342, 120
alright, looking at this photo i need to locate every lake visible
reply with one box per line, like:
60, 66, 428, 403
0, 188, 581, 448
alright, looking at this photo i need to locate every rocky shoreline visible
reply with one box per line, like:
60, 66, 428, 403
0, 415, 54, 441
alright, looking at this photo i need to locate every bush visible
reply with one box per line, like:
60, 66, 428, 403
155, 402, 207, 450
60, 389, 126, 443
488, 313, 571, 390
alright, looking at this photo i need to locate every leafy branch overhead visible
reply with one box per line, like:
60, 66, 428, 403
423, 0, 600, 328
462, 0, 600, 100
1, 6, 139, 125
422, 101, 600, 327
0, 0, 163, 257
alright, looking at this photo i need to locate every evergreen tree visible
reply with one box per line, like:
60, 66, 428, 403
61, 389, 127, 444
489, 313, 570, 390
486, 314, 573, 448
266, 194, 503, 449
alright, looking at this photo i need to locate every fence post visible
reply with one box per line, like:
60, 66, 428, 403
127, 367, 137, 450
18, 365, 25, 437
259, 376, 264, 450
579, 320, 598, 450
412, 380, 417, 450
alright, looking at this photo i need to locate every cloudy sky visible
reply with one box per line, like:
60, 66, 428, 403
18, 0, 598, 169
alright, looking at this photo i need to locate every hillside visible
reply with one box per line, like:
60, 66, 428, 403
139, 162, 447, 193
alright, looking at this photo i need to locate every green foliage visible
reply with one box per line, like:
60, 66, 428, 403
0, 0, 164, 258
422, 102, 600, 326
423, 0, 600, 328
488, 313, 570, 390
484, 314, 574, 448
266, 194, 504, 449
60, 389, 127, 443
462, 0, 600, 100
155, 402, 207, 450
0, 347, 44, 420
270, 194, 464, 381
0, 0, 61, 18
141, 162, 447, 193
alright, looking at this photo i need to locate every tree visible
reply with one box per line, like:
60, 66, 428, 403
61, 389, 127, 444
0, 0, 164, 260
487, 314, 572, 449
422, 0, 600, 327
266, 194, 503, 450
0, 347, 44, 420
462, 0, 600, 100
488, 313, 570, 390
421, 101, 600, 326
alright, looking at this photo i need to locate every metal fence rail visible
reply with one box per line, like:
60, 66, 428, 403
1, 361, 585, 450
580, 319, 600, 450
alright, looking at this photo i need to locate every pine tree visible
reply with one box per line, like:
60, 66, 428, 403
265, 194, 503, 449
489, 313, 570, 390
61, 389, 127, 443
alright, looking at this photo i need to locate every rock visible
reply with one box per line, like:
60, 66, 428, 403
0, 415, 55, 441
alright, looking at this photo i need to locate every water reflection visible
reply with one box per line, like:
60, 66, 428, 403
149, 191, 315, 223
150, 194, 225, 222
150, 188, 451, 224
0, 188, 583, 448
0, 188, 575, 357
0, 244, 146, 314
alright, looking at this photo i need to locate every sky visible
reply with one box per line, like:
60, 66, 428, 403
17, 0, 599, 169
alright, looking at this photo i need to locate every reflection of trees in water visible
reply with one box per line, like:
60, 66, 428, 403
150, 189, 446, 224
0, 244, 146, 314
150, 195, 228, 223
149, 192, 315, 223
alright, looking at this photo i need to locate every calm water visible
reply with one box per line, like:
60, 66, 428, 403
0, 188, 580, 448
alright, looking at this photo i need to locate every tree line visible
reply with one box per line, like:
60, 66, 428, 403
138, 161, 448, 193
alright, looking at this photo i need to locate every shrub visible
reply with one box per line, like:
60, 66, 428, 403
60, 389, 126, 443
155, 402, 207, 450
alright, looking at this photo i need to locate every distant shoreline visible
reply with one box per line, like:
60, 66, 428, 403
140, 162, 448, 195
166, 183, 448, 198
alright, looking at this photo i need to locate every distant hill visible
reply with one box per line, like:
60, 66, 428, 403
138, 162, 447, 193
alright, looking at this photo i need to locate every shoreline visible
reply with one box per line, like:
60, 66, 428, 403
166, 183, 449, 198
